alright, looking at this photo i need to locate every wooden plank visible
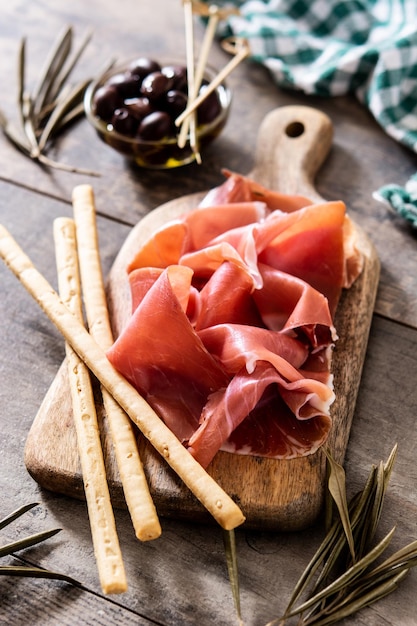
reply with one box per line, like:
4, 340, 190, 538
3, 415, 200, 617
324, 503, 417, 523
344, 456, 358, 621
24, 106, 379, 530
0, 574, 151, 626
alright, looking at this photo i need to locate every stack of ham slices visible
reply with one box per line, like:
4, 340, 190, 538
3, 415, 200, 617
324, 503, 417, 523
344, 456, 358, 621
107, 172, 363, 469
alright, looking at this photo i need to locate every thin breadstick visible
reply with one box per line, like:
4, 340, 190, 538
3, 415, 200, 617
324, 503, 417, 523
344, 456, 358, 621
71, 184, 161, 542
175, 38, 250, 127
177, 4, 219, 149
0, 224, 245, 531
192, 5, 220, 100
53, 217, 127, 594
182, 0, 201, 162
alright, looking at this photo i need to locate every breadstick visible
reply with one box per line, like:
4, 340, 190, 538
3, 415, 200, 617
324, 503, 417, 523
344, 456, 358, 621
175, 38, 250, 127
0, 224, 245, 531
182, 0, 201, 162
53, 217, 127, 594
177, 3, 219, 149
71, 184, 161, 542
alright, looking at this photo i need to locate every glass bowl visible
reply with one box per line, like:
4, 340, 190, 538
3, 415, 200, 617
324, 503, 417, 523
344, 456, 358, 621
84, 57, 232, 169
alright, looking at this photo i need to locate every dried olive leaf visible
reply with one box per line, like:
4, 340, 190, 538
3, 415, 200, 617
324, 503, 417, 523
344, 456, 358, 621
324, 448, 355, 562
363, 539, 417, 583
38, 78, 90, 152
31, 25, 73, 120
0, 502, 38, 531
57, 102, 85, 129
17, 37, 26, 135
355, 445, 397, 560
282, 519, 342, 617
45, 29, 93, 115
342, 567, 409, 606
0, 565, 79, 585
383, 443, 398, 477
36, 153, 100, 177
282, 484, 376, 618
223, 529, 243, 625
311, 484, 375, 596
16, 38, 40, 157
0, 112, 32, 156
356, 461, 384, 557
268, 445, 417, 626
0, 528, 61, 558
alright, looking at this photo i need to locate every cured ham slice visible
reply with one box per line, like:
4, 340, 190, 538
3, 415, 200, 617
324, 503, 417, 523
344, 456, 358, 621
179, 201, 347, 314
200, 172, 363, 300
180, 238, 262, 289
107, 172, 364, 468
254, 263, 337, 346
129, 265, 199, 318
256, 202, 346, 316
188, 323, 334, 467
194, 261, 263, 330
343, 215, 365, 288
197, 324, 310, 376
127, 201, 268, 273
199, 170, 313, 213
187, 362, 333, 468
107, 266, 229, 442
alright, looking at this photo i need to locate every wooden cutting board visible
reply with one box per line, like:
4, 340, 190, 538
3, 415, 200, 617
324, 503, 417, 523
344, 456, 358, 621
25, 106, 380, 531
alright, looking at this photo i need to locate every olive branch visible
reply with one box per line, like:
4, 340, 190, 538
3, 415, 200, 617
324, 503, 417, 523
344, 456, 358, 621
265, 444, 417, 625
0, 25, 100, 176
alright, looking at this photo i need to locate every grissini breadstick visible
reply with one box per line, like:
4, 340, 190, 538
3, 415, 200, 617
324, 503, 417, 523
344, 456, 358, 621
0, 224, 245, 531
182, 0, 201, 162
53, 217, 127, 594
177, 4, 219, 149
175, 38, 250, 127
72, 185, 161, 542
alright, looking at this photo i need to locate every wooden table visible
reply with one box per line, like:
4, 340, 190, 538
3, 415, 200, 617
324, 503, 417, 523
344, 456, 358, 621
1, 1, 416, 624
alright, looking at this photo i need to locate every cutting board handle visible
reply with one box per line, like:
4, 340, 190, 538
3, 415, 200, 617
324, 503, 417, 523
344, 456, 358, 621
250, 105, 333, 201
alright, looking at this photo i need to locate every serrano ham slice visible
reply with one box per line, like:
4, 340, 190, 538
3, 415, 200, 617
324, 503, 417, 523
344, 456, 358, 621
254, 263, 337, 345
256, 201, 346, 316
199, 170, 314, 213
187, 362, 333, 468
194, 261, 263, 330
107, 266, 229, 442
106, 173, 363, 468
127, 201, 268, 273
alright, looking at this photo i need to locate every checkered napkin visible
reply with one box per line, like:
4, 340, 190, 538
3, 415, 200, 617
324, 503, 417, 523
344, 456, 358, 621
204, 0, 417, 227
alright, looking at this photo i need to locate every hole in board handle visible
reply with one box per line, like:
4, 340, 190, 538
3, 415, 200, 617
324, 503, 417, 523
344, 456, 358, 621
285, 121, 305, 138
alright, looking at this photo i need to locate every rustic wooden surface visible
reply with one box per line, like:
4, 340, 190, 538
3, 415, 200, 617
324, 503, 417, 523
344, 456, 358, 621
0, 1, 416, 624
24, 105, 380, 531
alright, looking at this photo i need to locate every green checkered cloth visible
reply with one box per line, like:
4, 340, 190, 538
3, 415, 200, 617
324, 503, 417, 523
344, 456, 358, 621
203, 0, 417, 227
374, 174, 417, 228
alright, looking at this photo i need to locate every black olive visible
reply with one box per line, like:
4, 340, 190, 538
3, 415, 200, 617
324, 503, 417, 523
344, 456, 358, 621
107, 72, 141, 99
197, 86, 222, 125
137, 111, 172, 140
140, 72, 174, 101
111, 108, 139, 136
161, 64, 187, 91
164, 90, 188, 117
129, 57, 161, 80
125, 97, 153, 122
92, 85, 123, 122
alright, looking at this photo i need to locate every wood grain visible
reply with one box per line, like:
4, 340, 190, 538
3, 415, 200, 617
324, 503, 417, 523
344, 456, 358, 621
24, 106, 380, 530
